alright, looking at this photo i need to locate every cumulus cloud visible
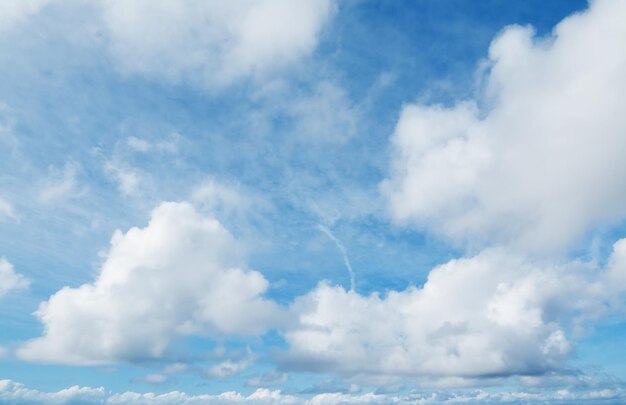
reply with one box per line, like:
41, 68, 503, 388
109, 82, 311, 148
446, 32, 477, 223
382, 0, 626, 252
18, 202, 282, 365
100, 0, 337, 87
0, 257, 30, 297
282, 240, 626, 380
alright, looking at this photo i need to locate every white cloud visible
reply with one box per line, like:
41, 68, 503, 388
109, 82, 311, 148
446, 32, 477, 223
1, 379, 625, 404
18, 202, 282, 365
126, 135, 179, 154
282, 240, 626, 380
192, 179, 248, 213
104, 160, 144, 197
0, 257, 30, 297
382, 0, 626, 252
207, 358, 253, 378
100, 0, 337, 87
38, 161, 84, 203
0, 196, 17, 220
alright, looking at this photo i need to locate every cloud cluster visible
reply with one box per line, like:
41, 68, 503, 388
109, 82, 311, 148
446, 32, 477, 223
2, 379, 626, 405
17, 201, 626, 378
382, 0, 626, 252
17, 202, 281, 365
0, 257, 30, 297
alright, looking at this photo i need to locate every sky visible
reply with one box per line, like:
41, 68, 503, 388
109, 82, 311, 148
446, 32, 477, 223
1, 0, 626, 403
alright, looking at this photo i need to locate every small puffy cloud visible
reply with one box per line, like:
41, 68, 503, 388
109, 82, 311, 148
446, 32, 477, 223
382, 0, 626, 252
104, 160, 144, 197
0, 196, 17, 221
18, 202, 282, 365
126, 135, 179, 154
38, 162, 84, 203
206, 359, 252, 378
282, 240, 626, 380
192, 179, 247, 212
0, 257, 30, 297
101, 0, 337, 87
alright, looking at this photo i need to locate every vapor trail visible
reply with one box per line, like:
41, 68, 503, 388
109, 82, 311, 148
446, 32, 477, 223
317, 224, 356, 292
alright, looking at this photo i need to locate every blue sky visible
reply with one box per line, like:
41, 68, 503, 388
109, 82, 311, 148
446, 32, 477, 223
2, 0, 626, 403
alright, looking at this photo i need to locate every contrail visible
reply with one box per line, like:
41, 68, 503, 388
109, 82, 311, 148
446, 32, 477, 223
317, 224, 356, 292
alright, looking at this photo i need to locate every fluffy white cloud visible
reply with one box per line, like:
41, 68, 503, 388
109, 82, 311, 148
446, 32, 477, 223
283, 240, 626, 380
18, 202, 282, 365
100, 0, 337, 87
0, 257, 30, 297
382, 0, 626, 252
